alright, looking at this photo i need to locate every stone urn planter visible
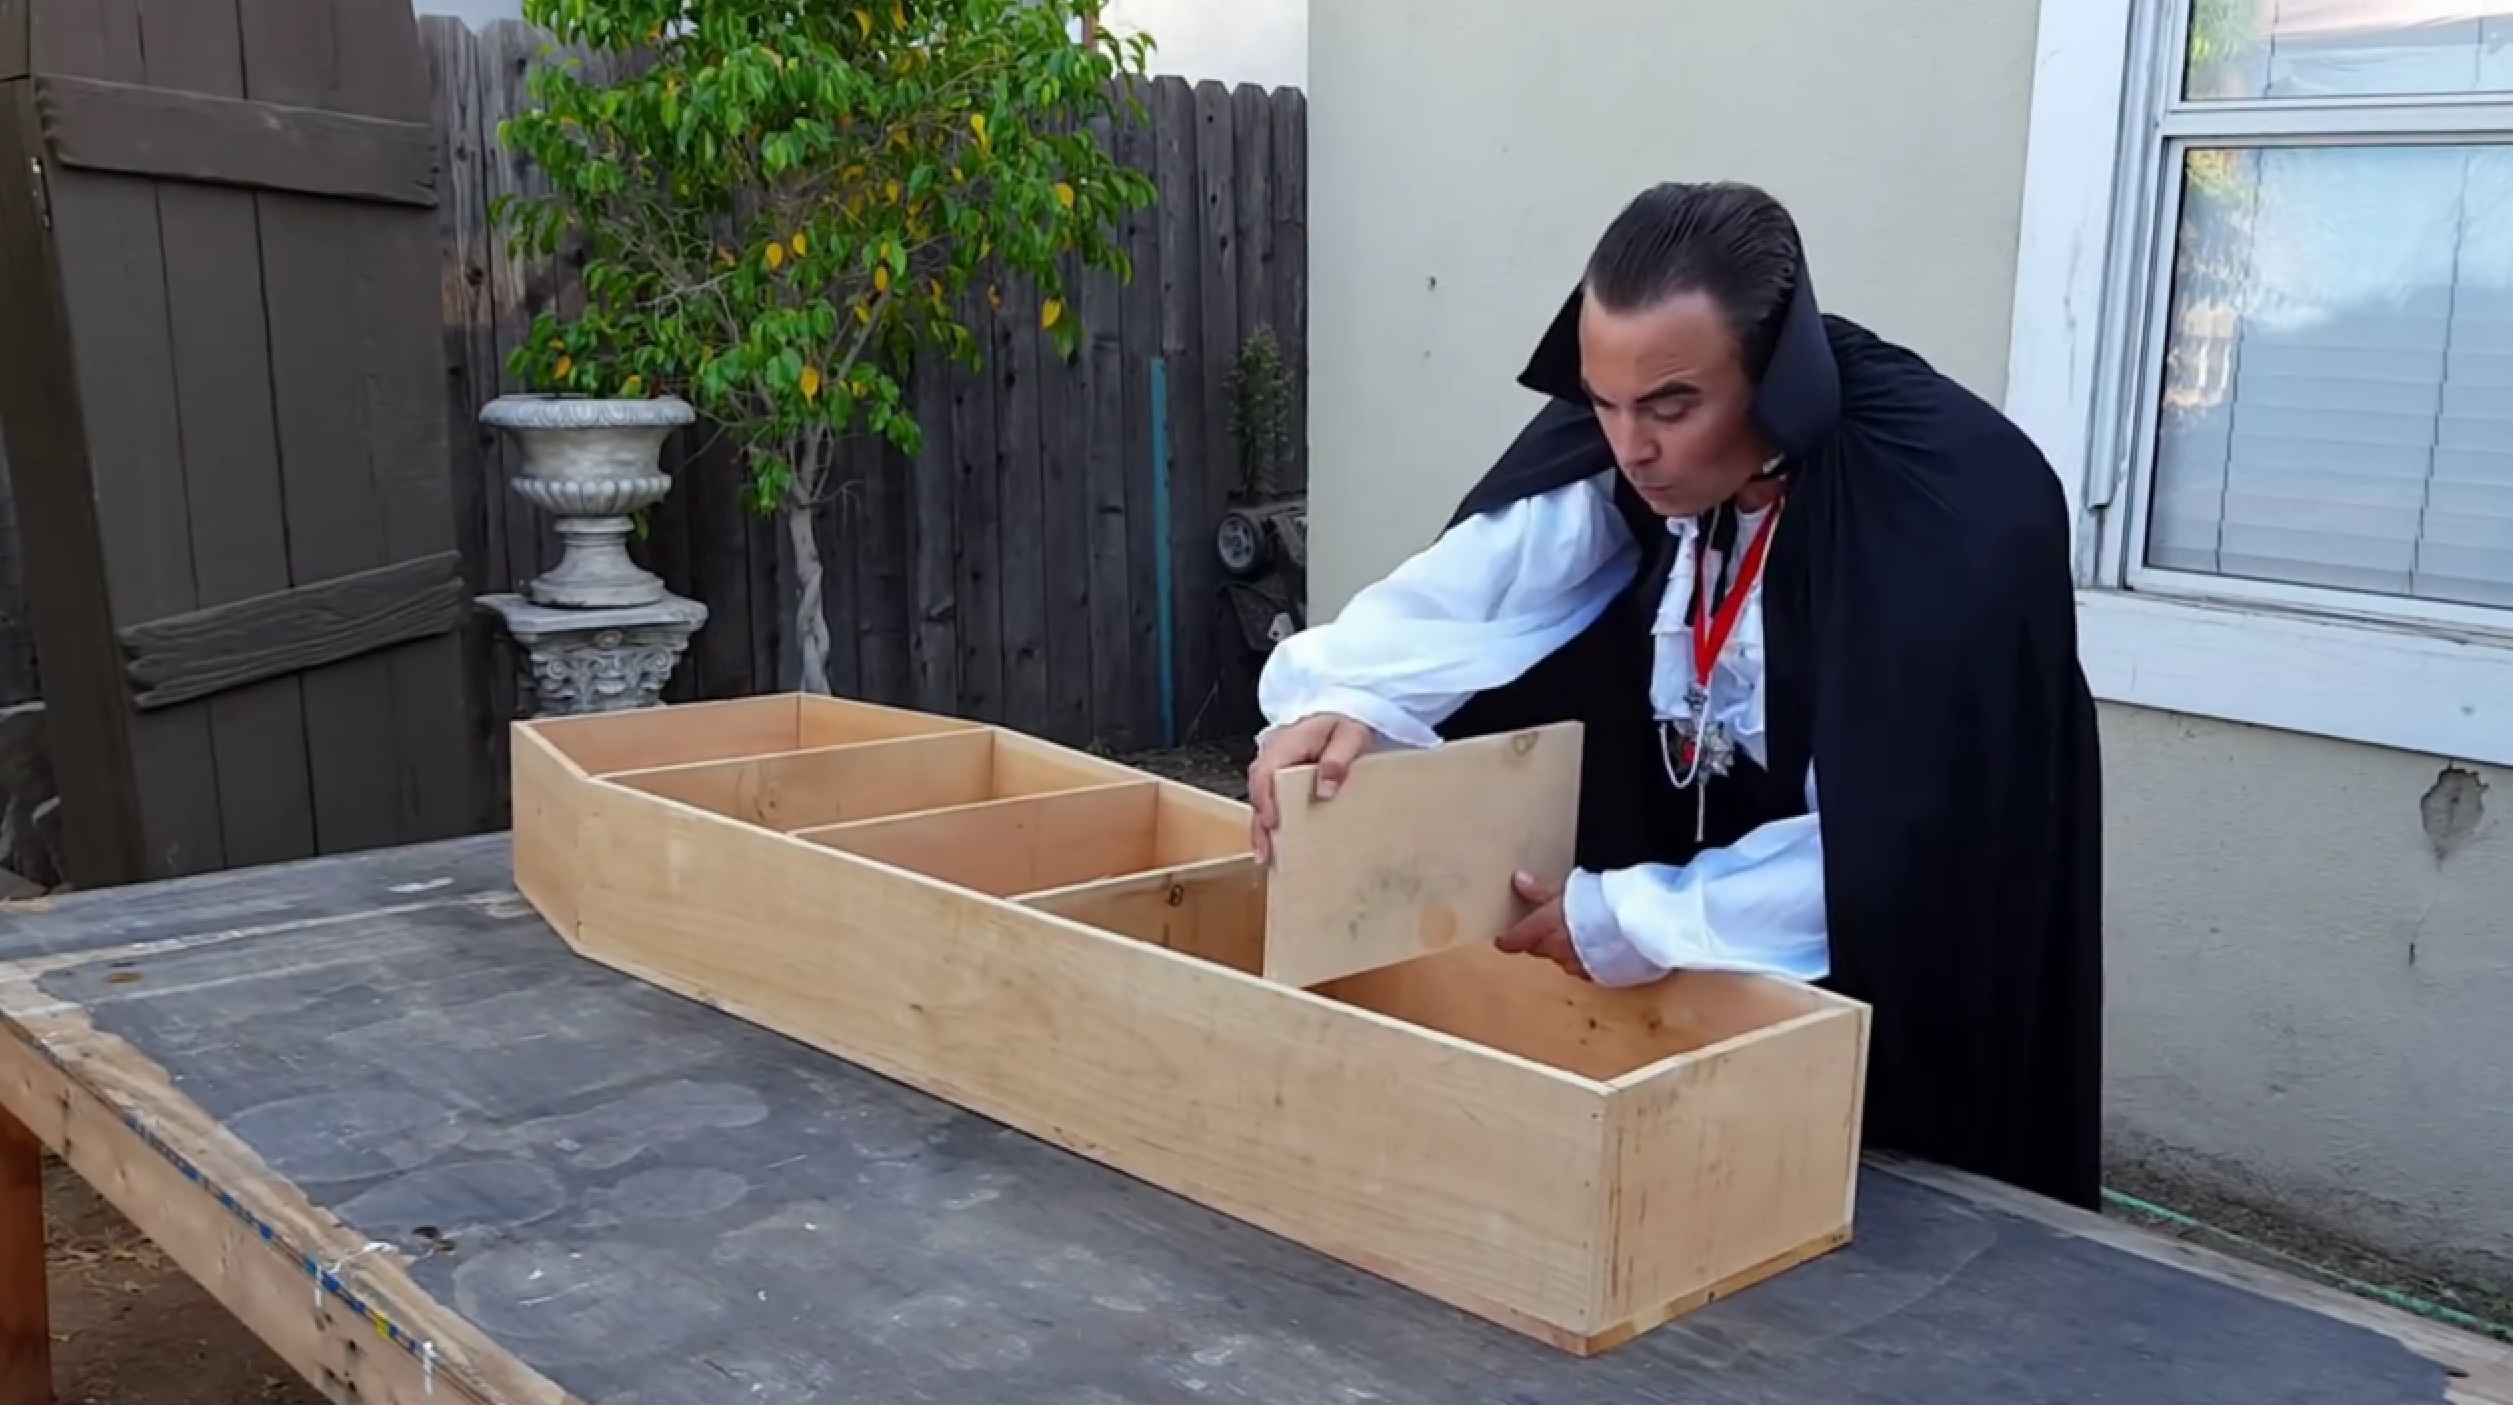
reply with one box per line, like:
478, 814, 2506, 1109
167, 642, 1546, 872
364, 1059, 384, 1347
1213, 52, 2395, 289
478, 393, 698, 609
475, 392, 710, 719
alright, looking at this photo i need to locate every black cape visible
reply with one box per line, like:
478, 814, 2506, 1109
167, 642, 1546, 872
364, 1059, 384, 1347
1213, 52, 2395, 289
1435, 264, 2105, 1210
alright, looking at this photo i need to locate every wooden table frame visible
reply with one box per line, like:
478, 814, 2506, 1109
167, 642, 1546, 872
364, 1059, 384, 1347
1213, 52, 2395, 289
10, 1016, 2513, 1405
1, 1104, 46, 1405
3, 855, 2510, 1405
0, 1005, 554, 1405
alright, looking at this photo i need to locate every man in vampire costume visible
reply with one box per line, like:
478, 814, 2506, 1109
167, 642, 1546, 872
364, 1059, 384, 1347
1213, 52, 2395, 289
1249, 181, 2105, 1209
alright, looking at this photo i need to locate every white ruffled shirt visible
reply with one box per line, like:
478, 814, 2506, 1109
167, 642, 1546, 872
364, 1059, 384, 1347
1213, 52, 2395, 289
1256, 470, 1828, 988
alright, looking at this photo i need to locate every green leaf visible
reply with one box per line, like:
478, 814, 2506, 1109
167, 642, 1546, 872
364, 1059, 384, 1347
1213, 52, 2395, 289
492, 0, 1157, 515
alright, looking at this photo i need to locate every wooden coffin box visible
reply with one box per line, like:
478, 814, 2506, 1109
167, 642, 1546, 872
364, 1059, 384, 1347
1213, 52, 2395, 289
509, 693, 1871, 1355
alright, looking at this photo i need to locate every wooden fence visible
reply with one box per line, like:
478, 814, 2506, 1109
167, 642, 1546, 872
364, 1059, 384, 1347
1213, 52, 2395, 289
0, 449, 32, 709
424, 17, 1308, 769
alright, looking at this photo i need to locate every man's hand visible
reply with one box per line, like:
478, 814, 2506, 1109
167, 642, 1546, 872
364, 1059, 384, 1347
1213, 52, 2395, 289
1246, 714, 1380, 863
1494, 870, 1591, 981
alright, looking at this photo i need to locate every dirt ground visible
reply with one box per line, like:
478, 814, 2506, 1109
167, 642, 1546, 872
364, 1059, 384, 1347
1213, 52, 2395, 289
42, 1156, 316, 1405
1122, 737, 1258, 800
27, 735, 2512, 1399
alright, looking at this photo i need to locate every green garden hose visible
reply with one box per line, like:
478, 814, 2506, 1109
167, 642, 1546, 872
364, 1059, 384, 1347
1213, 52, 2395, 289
2102, 1187, 2513, 1345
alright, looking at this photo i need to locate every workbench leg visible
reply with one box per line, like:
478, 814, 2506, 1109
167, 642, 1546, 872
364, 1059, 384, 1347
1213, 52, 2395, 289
0, 1105, 49, 1405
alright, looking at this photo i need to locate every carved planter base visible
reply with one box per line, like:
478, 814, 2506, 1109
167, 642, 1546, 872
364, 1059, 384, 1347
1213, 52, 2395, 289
478, 593, 709, 718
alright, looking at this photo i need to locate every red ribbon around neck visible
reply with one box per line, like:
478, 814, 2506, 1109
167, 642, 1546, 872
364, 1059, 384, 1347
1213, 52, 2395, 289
1691, 495, 1786, 693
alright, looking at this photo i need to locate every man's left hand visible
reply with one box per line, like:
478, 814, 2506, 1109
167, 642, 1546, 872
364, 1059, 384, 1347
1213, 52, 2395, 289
1494, 870, 1592, 981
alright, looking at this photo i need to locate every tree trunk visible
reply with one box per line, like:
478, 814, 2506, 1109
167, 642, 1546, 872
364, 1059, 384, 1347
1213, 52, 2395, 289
786, 500, 832, 695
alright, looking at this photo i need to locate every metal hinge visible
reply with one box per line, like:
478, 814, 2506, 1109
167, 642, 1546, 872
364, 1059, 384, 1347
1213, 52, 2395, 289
26, 157, 50, 230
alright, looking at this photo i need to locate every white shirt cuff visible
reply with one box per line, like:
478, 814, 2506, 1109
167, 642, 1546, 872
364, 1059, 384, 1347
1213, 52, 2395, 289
1564, 867, 1674, 988
1256, 686, 1445, 751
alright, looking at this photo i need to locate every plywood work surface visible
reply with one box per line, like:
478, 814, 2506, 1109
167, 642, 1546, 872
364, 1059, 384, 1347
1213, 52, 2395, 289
0, 835, 2504, 1405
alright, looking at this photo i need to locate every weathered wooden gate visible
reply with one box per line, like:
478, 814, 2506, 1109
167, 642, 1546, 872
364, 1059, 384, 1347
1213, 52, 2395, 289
0, 0, 480, 888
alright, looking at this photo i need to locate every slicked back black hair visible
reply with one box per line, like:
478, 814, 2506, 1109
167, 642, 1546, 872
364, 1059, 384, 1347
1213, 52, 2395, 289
1581, 181, 1802, 380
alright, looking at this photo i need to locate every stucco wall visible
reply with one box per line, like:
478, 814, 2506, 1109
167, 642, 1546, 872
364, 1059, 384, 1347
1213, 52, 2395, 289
1306, 0, 2513, 1287
1306, 0, 2041, 613
2102, 706, 2511, 1286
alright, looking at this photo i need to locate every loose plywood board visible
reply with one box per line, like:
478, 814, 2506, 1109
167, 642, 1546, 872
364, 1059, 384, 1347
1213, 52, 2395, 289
509, 696, 1867, 1354
1261, 723, 1583, 988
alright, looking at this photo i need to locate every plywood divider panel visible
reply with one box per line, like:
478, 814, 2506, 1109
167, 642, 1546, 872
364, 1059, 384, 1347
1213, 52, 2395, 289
1262, 724, 1583, 988
530, 693, 992, 778
1014, 856, 1268, 974
981, 729, 1257, 850
567, 784, 1617, 1338
795, 693, 987, 750
600, 728, 1123, 833
528, 694, 804, 775
1593, 1003, 1870, 1347
978, 728, 1257, 860
606, 730, 998, 830
986, 729, 1151, 796
1150, 779, 1254, 864
797, 782, 1169, 897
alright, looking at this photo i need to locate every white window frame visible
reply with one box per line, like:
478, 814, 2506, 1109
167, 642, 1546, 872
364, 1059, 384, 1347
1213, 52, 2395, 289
2007, 0, 2513, 768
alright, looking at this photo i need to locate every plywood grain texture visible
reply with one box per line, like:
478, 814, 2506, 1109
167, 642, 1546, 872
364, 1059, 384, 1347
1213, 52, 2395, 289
511, 695, 1869, 1352
608, 729, 1004, 832
1259, 723, 1584, 987
1017, 856, 1270, 974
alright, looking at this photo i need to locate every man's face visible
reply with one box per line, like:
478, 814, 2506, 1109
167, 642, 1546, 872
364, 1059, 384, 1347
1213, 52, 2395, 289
1576, 288, 1771, 518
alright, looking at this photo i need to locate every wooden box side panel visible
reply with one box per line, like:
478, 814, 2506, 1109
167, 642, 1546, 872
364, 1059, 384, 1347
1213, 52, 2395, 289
508, 721, 587, 939
567, 782, 1619, 1339
1593, 1000, 1870, 1345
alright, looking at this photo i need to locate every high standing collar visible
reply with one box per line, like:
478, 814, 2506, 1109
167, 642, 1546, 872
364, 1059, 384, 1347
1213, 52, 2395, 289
1512, 256, 1845, 462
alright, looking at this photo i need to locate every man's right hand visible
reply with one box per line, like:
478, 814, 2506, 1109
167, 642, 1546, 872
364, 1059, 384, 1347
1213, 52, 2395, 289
1247, 714, 1380, 863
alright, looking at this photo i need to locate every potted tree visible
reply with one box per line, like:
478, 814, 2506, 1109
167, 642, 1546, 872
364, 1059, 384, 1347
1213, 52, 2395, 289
494, 0, 1156, 692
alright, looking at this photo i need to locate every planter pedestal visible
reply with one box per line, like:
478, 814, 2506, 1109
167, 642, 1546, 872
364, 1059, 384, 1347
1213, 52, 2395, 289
477, 594, 710, 718
475, 393, 707, 718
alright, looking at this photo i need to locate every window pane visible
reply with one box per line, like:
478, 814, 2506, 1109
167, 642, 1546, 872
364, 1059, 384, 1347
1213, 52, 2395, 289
2146, 143, 2513, 607
2186, 0, 2513, 99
